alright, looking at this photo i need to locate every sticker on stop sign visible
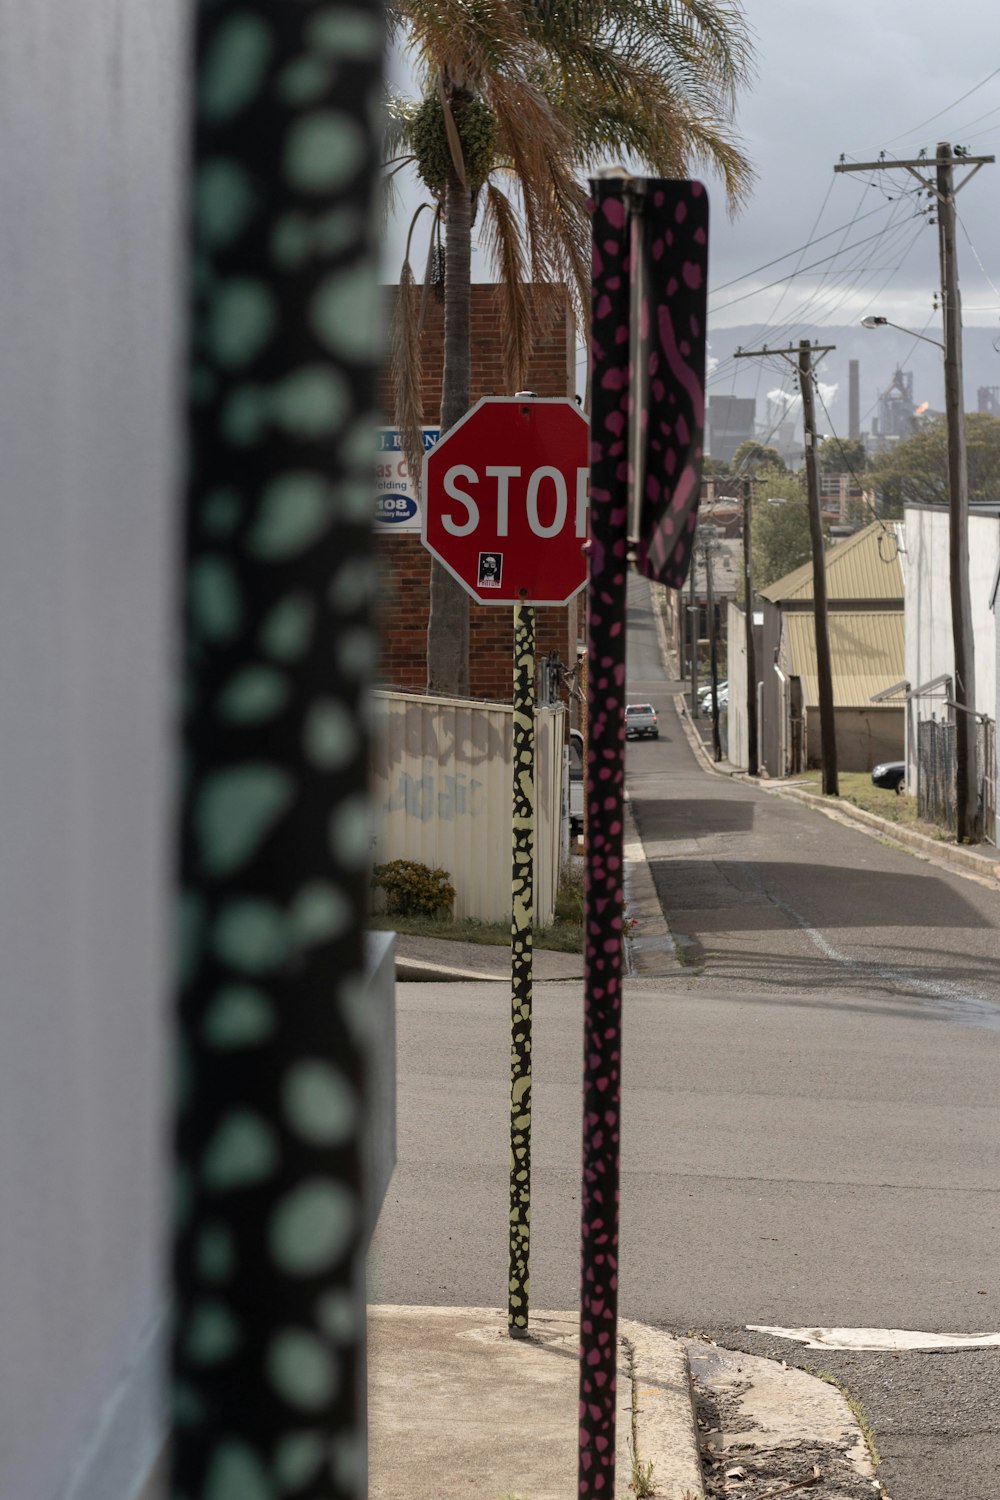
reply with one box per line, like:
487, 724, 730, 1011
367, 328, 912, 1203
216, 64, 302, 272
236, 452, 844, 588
422, 397, 590, 606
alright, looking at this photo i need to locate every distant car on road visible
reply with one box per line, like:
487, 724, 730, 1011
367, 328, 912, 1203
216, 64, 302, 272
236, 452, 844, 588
624, 703, 659, 740
871, 760, 906, 793
569, 728, 584, 834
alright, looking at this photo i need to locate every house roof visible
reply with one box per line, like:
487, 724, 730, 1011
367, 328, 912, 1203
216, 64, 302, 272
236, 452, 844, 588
785, 610, 905, 709
760, 523, 903, 605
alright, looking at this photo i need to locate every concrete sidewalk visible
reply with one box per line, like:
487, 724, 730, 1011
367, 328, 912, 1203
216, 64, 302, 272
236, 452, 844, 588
367, 1306, 880, 1499
394, 936, 584, 984
367, 1305, 704, 1500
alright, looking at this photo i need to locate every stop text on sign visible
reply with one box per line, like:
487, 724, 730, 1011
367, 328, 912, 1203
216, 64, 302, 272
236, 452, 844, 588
440, 464, 589, 539
422, 396, 590, 606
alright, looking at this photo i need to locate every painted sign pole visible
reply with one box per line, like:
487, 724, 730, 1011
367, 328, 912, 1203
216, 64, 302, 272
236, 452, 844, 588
422, 395, 588, 1341
171, 2, 383, 1497
508, 598, 535, 1336
579, 175, 708, 1498
578, 188, 629, 1494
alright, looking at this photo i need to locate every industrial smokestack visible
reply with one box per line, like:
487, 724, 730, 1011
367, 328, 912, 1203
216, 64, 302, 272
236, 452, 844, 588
848, 359, 860, 439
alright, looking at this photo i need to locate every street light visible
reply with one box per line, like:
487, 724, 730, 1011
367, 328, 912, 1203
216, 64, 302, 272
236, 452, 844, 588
860, 315, 944, 350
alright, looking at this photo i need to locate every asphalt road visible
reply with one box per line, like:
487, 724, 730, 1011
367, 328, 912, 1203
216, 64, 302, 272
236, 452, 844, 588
369, 576, 1000, 1500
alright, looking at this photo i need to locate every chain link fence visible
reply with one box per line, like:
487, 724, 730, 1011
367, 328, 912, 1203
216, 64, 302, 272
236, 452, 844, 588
917, 716, 996, 844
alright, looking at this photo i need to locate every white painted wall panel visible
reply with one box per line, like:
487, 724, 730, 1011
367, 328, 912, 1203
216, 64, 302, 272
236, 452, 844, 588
0, 4, 187, 1498
725, 601, 750, 770
903, 507, 1000, 785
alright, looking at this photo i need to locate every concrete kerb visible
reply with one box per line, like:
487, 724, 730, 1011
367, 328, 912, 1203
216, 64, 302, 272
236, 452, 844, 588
673, 690, 1000, 893
624, 793, 684, 975
367, 1304, 705, 1500
395, 955, 506, 983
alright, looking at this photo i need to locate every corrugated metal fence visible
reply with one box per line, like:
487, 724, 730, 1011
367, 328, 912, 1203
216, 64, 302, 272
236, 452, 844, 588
370, 690, 565, 922
917, 716, 996, 844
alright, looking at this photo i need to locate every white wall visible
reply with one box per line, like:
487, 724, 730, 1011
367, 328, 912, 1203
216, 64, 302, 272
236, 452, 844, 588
725, 601, 749, 769
0, 4, 187, 1498
371, 693, 565, 924
902, 508, 1000, 783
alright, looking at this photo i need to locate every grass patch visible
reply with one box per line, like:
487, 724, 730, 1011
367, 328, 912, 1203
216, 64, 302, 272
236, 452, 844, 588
796, 770, 949, 839
622, 1336, 657, 1498
369, 868, 585, 954
810, 1369, 881, 1468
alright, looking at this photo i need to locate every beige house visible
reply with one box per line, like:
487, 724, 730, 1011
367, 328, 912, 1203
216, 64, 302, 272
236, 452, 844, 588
758, 524, 905, 776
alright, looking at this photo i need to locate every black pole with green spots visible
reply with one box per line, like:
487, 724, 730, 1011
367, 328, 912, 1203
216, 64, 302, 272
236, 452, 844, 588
172, 3, 383, 1498
508, 601, 534, 1336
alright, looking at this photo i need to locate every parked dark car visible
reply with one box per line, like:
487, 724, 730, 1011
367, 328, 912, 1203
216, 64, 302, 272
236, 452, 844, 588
624, 703, 658, 739
871, 760, 906, 793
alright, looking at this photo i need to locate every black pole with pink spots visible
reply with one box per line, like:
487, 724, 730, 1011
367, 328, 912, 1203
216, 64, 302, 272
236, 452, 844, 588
578, 176, 708, 1498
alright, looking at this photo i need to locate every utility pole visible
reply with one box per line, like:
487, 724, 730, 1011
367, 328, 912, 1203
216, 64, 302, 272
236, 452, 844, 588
834, 143, 993, 841
689, 559, 699, 717
799, 341, 838, 795
938, 144, 978, 841
703, 529, 722, 761
734, 341, 838, 794
742, 473, 759, 775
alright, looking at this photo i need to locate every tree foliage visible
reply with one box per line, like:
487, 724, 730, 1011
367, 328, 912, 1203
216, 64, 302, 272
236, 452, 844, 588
732, 439, 786, 474
817, 435, 867, 475
868, 413, 1000, 517
386, 0, 756, 693
750, 469, 828, 592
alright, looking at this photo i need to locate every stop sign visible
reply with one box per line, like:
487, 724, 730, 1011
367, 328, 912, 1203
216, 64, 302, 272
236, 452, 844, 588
422, 396, 589, 606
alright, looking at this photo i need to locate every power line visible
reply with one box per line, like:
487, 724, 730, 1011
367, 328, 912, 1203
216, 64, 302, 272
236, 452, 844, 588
812, 383, 895, 548
957, 211, 1000, 310
708, 189, 923, 355
708, 207, 927, 388
873, 65, 1000, 150
948, 101, 1000, 139
709, 218, 921, 314
707, 186, 898, 295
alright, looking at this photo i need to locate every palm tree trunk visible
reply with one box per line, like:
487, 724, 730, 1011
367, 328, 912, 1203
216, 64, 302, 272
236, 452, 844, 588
426, 165, 472, 696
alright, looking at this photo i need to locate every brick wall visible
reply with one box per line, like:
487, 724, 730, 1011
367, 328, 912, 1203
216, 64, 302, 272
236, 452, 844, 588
377, 283, 581, 702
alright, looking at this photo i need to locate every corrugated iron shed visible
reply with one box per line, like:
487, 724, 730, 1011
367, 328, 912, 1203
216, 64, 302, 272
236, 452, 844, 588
761, 522, 903, 605
786, 610, 905, 708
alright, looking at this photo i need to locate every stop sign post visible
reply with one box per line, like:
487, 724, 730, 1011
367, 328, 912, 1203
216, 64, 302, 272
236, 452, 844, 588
422, 396, 589, 606
422, 396, 589, 1338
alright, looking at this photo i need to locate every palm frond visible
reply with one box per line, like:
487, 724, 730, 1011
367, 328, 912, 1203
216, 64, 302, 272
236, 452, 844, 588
390, 257, 427, 499
437, 72, 468, 188
383, 90, 417, 159
479, 184, 535, 390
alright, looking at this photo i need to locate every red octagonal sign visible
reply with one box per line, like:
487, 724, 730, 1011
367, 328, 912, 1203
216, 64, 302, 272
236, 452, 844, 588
422, 396, 589, 606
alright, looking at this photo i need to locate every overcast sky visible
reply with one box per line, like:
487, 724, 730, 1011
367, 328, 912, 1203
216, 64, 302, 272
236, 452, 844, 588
708, 1, 1000, 331
384, 3, 1000, 431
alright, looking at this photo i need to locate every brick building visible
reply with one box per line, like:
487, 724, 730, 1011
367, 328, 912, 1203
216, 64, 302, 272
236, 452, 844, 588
376, 283, 582, 703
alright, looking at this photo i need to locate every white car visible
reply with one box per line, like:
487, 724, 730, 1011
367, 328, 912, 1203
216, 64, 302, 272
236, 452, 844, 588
699, 681, 727, 710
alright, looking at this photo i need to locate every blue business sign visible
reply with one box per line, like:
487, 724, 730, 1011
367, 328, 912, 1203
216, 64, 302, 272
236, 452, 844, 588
375, 427, 439, 533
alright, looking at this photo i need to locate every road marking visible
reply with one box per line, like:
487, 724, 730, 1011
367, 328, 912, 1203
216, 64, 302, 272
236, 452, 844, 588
749, 1325, 1000, 1351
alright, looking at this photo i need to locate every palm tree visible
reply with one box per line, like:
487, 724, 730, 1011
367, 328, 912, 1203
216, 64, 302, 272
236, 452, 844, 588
386, 0, 754, 695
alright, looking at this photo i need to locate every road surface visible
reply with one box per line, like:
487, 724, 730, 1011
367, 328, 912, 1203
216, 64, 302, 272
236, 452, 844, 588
370, 575, 1000, 1500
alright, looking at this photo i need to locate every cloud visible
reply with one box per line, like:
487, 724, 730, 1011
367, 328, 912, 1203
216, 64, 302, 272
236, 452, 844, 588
766, 381, 838, 411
